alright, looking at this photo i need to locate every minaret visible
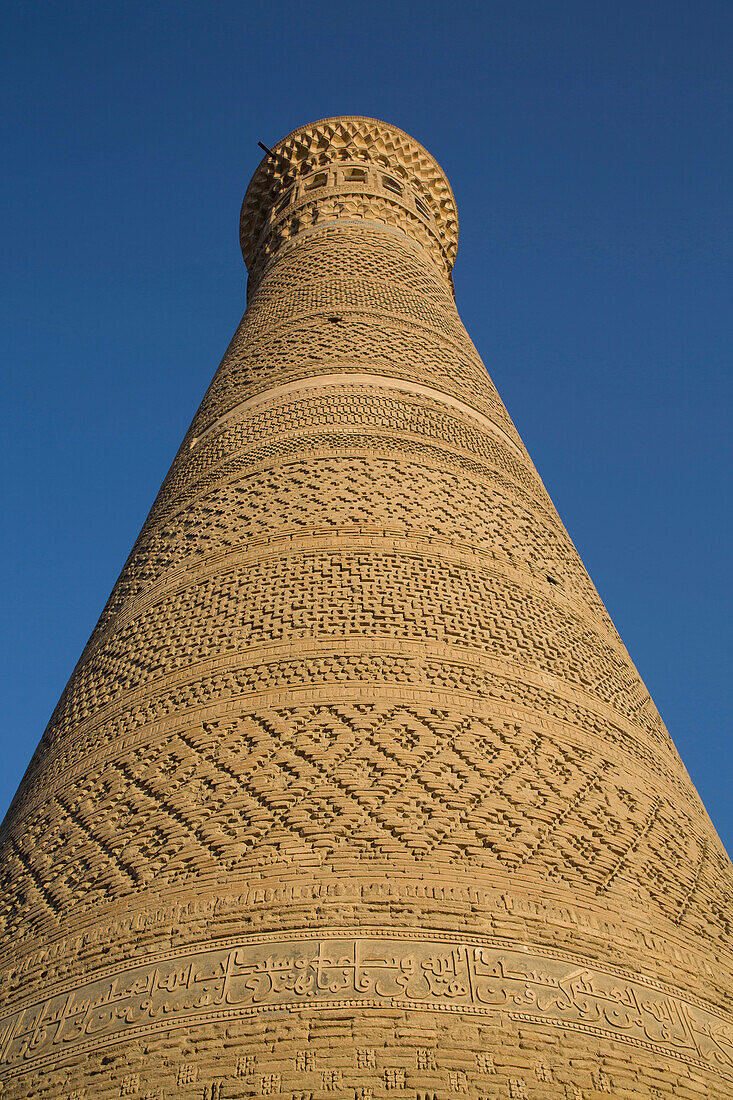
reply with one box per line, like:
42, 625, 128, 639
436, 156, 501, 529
1, 117, 732, 1100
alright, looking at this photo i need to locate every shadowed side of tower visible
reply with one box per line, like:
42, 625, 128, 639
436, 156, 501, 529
1, 117, 732, 1099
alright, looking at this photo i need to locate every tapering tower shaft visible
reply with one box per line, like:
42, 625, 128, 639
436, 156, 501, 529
1, 118, 732, 1100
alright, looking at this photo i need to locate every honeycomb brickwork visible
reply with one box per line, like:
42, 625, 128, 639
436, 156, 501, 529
1, 117, 732, 1098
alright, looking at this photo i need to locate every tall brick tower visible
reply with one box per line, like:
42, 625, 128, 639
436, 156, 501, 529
1, 117, 732, 1099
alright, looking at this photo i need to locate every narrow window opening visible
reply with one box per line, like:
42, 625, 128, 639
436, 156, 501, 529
344, 167, 367, 182
415, 197, 430, 218
546, 574, 559, 585
305, 171, 328, 191
382, 175, 402, 195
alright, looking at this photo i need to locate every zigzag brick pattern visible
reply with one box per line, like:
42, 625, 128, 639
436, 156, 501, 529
1, 116, 732, 1099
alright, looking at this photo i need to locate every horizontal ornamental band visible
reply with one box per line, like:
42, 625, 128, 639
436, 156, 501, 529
188, 372, 525, 458
1, 931, 732, 1079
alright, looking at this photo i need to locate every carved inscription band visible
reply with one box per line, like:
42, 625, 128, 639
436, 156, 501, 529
1, 932, 732, 1080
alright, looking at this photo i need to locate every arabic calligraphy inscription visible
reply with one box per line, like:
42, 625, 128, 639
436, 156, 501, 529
0, 935, 731, 1079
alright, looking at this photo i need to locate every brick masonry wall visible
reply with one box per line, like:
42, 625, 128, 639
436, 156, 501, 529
1, 117, 731, 1099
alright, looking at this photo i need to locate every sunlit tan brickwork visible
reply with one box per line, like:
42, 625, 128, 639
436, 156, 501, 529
1, 116, 732, 1099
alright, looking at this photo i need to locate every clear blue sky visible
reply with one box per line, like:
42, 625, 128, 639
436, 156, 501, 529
1, 2, 731, 850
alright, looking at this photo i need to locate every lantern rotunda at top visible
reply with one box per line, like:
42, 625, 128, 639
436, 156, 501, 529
240, 116, 459, 290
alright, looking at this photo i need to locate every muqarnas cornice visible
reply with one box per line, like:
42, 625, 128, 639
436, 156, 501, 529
240, 116, 459, 290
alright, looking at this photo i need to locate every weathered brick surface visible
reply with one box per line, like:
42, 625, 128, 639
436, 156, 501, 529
1, 116, 731, 1098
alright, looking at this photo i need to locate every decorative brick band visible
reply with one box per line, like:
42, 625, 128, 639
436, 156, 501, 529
2, 931, 732, 1080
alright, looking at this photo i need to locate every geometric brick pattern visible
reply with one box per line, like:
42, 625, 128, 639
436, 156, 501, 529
1, 117, 731, 1099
